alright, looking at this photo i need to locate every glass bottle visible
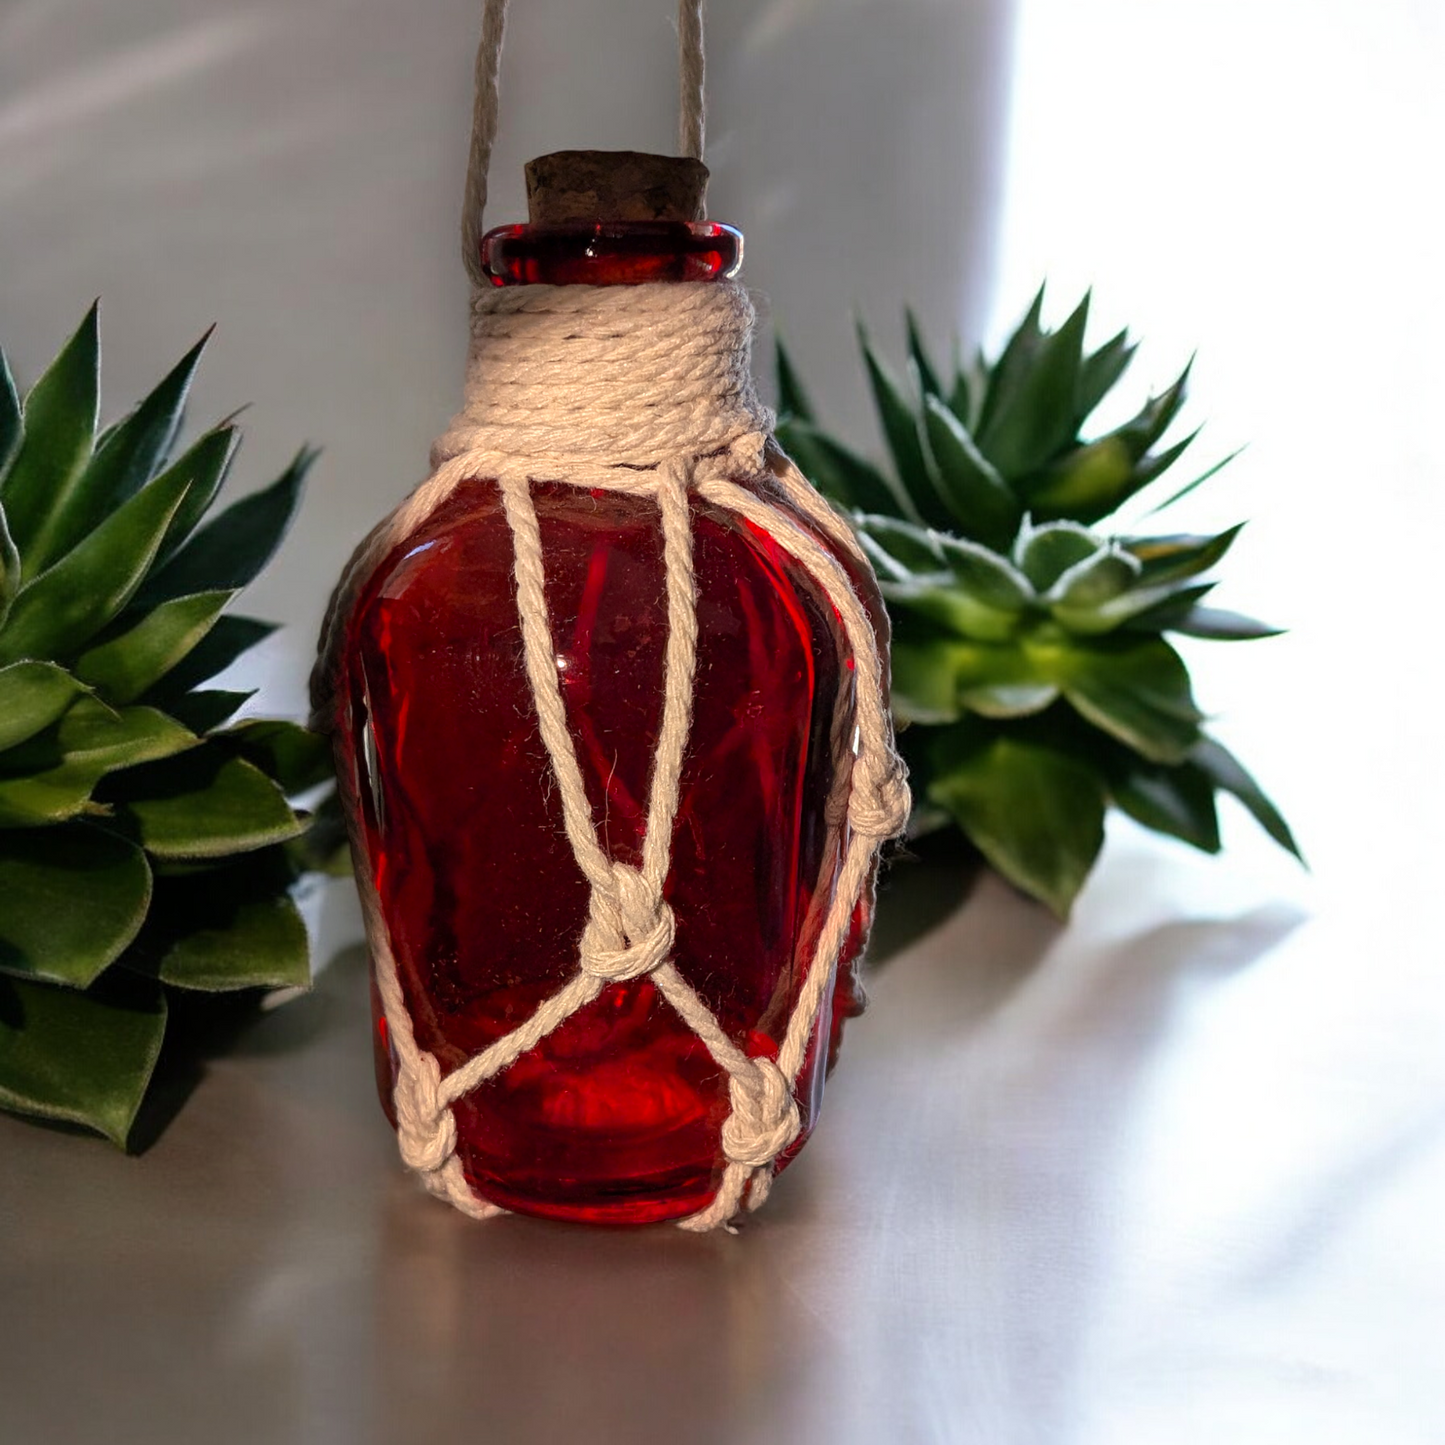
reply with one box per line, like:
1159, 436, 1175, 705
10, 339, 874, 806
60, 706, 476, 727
336, 153, 883, 1225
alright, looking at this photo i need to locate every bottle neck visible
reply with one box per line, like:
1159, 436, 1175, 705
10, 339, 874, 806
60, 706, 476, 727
479, 221, 743, 287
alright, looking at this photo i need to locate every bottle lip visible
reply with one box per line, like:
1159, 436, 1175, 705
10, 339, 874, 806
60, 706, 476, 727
479, 220, 743, 288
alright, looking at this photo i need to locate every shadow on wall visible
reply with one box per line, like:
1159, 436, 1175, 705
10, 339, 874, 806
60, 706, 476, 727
706, 0, 1016, 450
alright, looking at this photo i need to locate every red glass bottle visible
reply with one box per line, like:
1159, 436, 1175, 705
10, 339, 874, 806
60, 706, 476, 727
336, 156, 882, 1225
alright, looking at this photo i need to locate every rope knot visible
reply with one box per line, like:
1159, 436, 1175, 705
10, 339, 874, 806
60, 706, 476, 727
848, 750, 912, 839
580, 861, 676, 982
392, 1051, 456, 1175
720, 1057, 801, 1170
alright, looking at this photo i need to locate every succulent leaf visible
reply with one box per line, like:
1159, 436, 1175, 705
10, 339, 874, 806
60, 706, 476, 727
859, 326, 946, 528
774, 338, 815, 423
111, 745, 306, 860
0, 661, 91, 751
855, 514, 946, 573
153, 425, 239, 563
128, 848, 310, 992
905, 310, 943, 399
978, 291, 1090, 480
1167, 606, 1282, 641
1015, 520, 1100, 591
144, 615, 278, 703
1055, 638, 1204, 763
1109, 756, 1221, 852
41, 330, 210, 565
776, 418, 915, 519
921, 395, 1020, 549
0, 352, 21, 474
0, 700, 198, 827
0, 462, 193, 666
1, 304, 100, 578
0, 826, 152, 987
137, 446, 311, 605
165, 689, 256, 733
0, 504, 21, 628
74, 590, 235, 703
1191, 736, 1303, 860
0, 972, 167, 1145
1076, 328, 1135, 424
1124, 524, 1244, 585
926, 720, 1107, 919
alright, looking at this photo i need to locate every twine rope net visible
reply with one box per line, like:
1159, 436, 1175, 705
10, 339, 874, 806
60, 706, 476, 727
314, 0, 909, 1231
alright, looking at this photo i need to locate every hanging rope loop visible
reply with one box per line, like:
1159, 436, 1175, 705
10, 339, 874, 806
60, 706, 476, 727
460, 0, 709, 289
580, 862, 677, 983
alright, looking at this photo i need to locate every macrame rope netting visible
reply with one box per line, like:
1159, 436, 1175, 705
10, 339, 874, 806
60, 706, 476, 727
314, 0, 908, 1231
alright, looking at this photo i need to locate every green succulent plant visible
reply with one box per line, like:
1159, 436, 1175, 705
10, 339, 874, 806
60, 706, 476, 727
777, 288, 1300, 916
0, 306, 344, 1146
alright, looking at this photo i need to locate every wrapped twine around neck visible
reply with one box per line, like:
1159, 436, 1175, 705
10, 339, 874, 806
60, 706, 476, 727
312, 0, 909, 1232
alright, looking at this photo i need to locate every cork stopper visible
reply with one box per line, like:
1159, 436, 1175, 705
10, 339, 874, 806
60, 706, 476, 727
524, 150, 709, 225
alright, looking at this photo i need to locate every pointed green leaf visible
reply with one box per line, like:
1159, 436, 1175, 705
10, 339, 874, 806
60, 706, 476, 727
979, 291, 1090, 479
165, 689, 254, 734
0, 700, 198, 826
1076, 328, 1135, 425
0, 351, 21, 476
1057, 638, 1204, 763
0, 462, 192, 665
774, 339, 815, 423
1021, 436, 1135, 522
1015, 521, 1101, 591
0, 502, 20, 628
1124, 524, 1244, 585
218, 718, 334, 794
933, 533, 1035, 611
1109, 758, 1221, 853
158, 891, 309, 991
1047, 545, 1142, 611
1191, 735, 1302, 860
776, 418, 918, 521
881, 580, 1025, 645
135, 447, 312, 604
123, 846, 309, 992
889, 638, 1055, 724
288, 788, 353, 877
926, 722, 1107, 917
143, 614, 277, 704
41, 330, 211, 564
1115, 582, 1223, 635
0, 972, 166, 1145
0, 825, 152, 987
859, 327, 946, 527
114, 746, 304, 859
73, 590, 234, 703
905, 310, 943, 399
921, 396, 1021, 549
0, 661, 91, 750
152, 425, 240, 562
1167, 606, 1283, 641
1, 305, 99, 578
977, 286, 1046, 441
1145, 446, 1244, 515
855, 514, 946, 573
